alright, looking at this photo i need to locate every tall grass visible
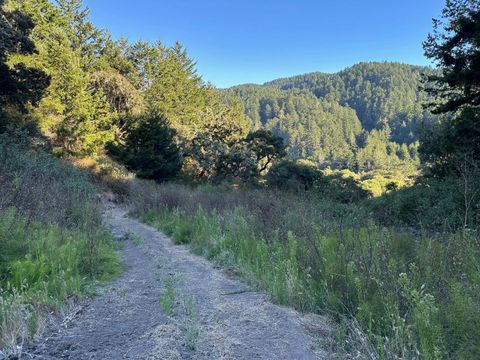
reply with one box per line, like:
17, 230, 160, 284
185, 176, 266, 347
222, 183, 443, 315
130, 181, 480, 359
0, 140, 119, 354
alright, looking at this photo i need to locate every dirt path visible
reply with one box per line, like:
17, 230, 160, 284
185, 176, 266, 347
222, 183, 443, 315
23, 203, 334, 359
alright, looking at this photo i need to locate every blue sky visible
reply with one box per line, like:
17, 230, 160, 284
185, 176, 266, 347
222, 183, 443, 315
83, 0, 445, 88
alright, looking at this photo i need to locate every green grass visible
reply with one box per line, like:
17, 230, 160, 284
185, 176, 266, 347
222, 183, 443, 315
131, 182, 480, 360
159, 276, 176, 316
0, 141, 120, 354
126, 231, 144, 246
182, 296, 199, 351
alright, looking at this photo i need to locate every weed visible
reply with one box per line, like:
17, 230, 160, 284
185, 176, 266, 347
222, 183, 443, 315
182, 296, 199, 351
159, 276, 176, 316
127, 231, 144, 246
0, 142, 120, 353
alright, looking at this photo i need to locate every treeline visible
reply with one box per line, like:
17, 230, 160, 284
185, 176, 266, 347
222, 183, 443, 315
0, 0, 427, 189
227, 62, 437, 173
2, 0, 243, 151
0, 0, 298, 185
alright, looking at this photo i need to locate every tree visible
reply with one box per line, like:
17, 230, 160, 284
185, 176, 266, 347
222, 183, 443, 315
115, 112, 182, 181
90, 69, 144, 139
423, 0, 480, 113
0, 0, 49, 110
188, 116, 250, 180
144, 42, 208, 138
56, 0, 106, 70
8, 0, 115, 155
228, 62, 435, 173
35, 27, 114, 155
244, 129, 286, 173
421, 0, 480, 174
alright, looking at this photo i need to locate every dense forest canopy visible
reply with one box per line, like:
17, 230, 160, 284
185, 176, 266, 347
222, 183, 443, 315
227, 62, 430, 173
0, 0, 429, 185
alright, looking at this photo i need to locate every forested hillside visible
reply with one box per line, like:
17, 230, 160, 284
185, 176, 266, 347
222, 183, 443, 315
227, 62, 435, 173
1, 0, 480, 359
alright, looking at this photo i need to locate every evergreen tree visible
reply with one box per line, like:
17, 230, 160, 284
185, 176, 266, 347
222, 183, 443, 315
117, 112, 182, 181
421, 0, 480, 174
424, 0, 480, 113
144, 42, 208, 138
9, 0, 115, 155
228, 62, 433, 173
0, 0, 49, 110
56, 0, 106, 70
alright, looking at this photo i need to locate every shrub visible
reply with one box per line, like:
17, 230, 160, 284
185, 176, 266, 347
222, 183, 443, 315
369, 173, 480, 230
267, 160, 371, 202
266, 160, 325, 191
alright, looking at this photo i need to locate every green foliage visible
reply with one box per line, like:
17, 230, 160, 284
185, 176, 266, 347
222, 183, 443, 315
228, 85, 363, 168
4, 0, 250, 162
126, 231, 143, 246
420, 1, 480, 175
0, 140, 119, 351
266, 160, 324, 191
90, 69, 144, 118
245, 129, 287, 172
144, 42, 208, 136
370, 166, 480, 230
356, 128, 419, 172
6, 0, 115, 155
112, 112, 182, 182
423, 0, 480, 114
265, 62, 435, 142
267, 160, 370, 201
187, 119, 283, 182
0, 0, 49, 111
228, 62, 436, 173
0, 208, 117, 302
159, 276, 176, 316
182, 296, 199, 351
131, 182, 480, 359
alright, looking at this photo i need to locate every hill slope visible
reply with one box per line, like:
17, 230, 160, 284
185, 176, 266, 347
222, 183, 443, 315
227, 62, 435, 171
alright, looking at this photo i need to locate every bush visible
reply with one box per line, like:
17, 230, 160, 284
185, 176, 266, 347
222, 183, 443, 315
369, 172, 480, 230
0, 140, 98, 229
267, 160, 370, 202
266, 160, 325, 191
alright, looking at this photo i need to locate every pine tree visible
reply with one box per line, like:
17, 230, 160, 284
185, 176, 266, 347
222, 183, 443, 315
421, 0, 480, 174
0, 0, 49, 110
424, 0, 480, 113
144, 42, 207, 137
9, 0, 115, 155
118, 112, 182, 181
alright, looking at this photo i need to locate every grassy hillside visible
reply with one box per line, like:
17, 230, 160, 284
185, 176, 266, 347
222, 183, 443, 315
0, 139, 119, 354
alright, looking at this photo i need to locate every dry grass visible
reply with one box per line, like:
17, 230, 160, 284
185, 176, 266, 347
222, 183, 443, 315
129, 180, 480, 359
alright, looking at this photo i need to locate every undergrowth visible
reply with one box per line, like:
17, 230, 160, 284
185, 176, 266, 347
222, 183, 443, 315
130, 181, 480, 359
0, 140, 119, 355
